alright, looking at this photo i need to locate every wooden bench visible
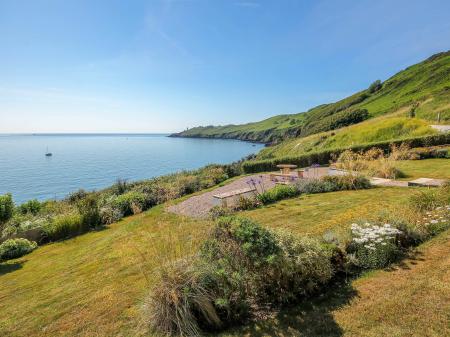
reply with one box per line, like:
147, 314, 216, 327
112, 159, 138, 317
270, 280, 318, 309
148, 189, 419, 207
213, 187, 257, 207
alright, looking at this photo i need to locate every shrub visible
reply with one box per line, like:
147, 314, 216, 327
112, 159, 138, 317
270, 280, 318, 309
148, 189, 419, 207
0, 238, 37, 261
145, 259, 221, 336
43, 213, 85, 241
271, 231, 334, 303
321, 175, 371, 190
66, 189, 88, 203
77, 195, 101, 228
0, 193, 14, 223
347, 223, 402, 269
147, 217, 335, 335
232, 195, 261, 211
112, 178, 129, 195
17, 199, 42, 215
209, 206, 233, 219
302, 108, 369, 137
368, 79, 382, 93
99, 204, 124, 225
112, 191, 147, 216
256, 185, 299, 205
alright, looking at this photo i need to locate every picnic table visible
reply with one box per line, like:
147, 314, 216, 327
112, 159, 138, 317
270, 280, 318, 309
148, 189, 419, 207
276, 164, 297, 175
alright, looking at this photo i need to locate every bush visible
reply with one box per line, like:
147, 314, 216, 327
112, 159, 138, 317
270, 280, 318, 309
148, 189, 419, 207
257, 185, 299, 205
368, 80, 382, 93
0, 193, 14, 223
112, 191, 147, 216
43, 213, 85, 241
271, 231, 334, 303
0, 238, 37, 261
99, 204, 124, 225
302, 109, 369, 137
233, 195, 261, 211
66, 189, 88, 203
77, 195, 101, 228
147, 217, 334, 335
321, 175, 371, 190
347, 223, 402, 269
17, 199, 42, 215
112, 178, 129, 195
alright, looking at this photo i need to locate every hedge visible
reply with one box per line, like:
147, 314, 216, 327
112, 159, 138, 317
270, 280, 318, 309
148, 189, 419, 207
242, 133, 450, 173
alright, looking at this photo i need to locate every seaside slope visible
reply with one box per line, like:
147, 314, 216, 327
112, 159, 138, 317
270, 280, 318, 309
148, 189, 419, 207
172, 51, 450, 144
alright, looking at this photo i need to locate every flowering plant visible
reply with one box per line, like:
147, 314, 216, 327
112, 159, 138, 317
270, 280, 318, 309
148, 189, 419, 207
415, 205, 450, 236
349, 222, 402, 269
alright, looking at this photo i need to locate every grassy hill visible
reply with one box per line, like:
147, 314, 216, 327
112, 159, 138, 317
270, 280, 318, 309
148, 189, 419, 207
256, 115, 436, 159
172, 51, 450, 144
1, 159, 449, 337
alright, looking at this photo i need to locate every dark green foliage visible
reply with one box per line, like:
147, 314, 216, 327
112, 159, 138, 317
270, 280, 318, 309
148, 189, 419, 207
17, 199, 42, 215
242, 133, 450, 173
302, 109, 369, 137
368, 80, 382, 93
112, 178, 129, 195
43, 214, 85, 241
0, 194, 14, 224
257, 185, 299, 204
112, 191, 147, 216
147, 217, 334, 335
0, 238, 37, 261
77, 195, 100, 228
66, 189, 88, 203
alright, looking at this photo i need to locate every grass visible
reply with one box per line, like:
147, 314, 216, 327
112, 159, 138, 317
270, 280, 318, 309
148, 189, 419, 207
0, 207, 211, 337
0, 159, 448, 336
220, 228, 450, 337
395, 158, 450, 180
256, 116, 436, 159
240, 187, 416, 237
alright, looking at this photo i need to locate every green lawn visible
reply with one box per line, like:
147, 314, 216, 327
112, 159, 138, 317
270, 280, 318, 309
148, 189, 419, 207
0, 177, 448, 336
241, 187, 417, 237
395, 158, 450, 180
0, 208, 211, 337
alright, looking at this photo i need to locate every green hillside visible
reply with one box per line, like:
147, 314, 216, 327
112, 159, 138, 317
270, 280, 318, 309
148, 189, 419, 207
172, 51, 450, 144
256, 116, 436, 159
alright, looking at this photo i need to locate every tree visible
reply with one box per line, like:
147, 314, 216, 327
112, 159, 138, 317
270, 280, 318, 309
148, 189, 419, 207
0, 194, 14, 224
368, 80, 382, 93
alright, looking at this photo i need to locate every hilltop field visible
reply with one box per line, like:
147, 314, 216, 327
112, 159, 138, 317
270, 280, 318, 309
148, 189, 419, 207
1, 158, 449, 337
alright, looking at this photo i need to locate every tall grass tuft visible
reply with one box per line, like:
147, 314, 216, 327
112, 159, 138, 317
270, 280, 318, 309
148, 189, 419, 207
144, 259, 221, 337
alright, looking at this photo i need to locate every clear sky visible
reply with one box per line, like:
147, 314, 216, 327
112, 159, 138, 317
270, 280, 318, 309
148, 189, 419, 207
1, 0, 449, 133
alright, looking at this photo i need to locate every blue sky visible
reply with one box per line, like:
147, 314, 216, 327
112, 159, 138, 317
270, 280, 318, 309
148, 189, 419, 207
1, 0, 449, 133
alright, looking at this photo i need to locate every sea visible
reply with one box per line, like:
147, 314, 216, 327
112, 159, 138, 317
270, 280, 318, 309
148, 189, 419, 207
0, 134, 264, 204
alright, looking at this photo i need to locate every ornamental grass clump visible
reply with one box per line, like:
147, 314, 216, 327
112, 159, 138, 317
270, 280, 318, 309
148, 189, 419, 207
348, 223, 402, 269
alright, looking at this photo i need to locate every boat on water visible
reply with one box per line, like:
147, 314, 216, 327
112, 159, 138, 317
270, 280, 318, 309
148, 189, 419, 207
45, 147, 52, 157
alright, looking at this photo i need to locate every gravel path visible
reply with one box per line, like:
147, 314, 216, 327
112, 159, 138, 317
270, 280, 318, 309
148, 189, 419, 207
167, 174, 277, 218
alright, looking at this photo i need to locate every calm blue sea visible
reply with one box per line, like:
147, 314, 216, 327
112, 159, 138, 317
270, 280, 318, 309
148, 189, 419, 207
0, 134, 263, 204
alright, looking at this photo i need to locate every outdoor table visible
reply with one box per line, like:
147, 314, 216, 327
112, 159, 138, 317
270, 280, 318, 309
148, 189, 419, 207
276, 164, 297, 175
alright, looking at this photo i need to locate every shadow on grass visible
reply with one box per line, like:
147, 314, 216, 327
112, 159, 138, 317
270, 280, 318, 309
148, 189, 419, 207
221, 279, 357, 337
0, 261, 24, 276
